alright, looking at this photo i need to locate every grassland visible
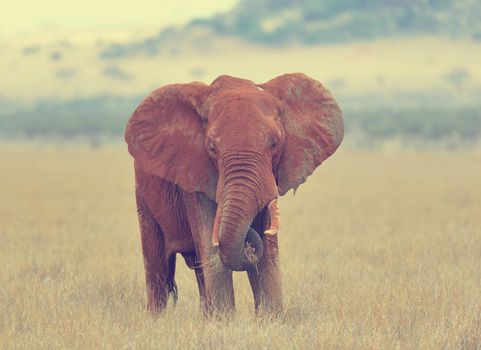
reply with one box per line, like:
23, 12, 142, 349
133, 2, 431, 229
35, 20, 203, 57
1, 143, 480, 349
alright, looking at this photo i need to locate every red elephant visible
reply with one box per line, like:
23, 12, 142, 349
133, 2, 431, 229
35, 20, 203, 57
125, 73, 343, 316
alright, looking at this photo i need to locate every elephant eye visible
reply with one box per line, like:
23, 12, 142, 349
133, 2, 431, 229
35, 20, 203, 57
270, 140, 277, 149
208, 141, 216, 152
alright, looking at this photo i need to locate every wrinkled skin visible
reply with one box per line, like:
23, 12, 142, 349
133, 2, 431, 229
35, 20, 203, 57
125, 73, 343, 316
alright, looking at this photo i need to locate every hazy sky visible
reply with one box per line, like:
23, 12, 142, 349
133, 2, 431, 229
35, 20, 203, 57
1, 0, 238, 37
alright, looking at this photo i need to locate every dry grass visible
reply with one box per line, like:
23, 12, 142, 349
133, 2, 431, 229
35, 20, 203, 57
1, 142, 481, 349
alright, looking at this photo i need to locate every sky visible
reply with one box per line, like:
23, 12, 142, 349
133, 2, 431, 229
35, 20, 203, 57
1, 0, 238, 38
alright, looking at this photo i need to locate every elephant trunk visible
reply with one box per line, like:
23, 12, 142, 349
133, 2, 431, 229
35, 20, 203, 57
213, 151, 275, 271
217, 187, 263, 271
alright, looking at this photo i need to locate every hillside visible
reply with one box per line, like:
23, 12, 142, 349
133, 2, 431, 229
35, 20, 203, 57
101, 0, 481, 58
194, 0, 481, 43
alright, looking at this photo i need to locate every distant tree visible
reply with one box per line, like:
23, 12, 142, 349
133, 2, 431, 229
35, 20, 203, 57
56, 69, 76, 79
444, 67, 470, 89
50, 51, 62, 61
103, 66, 132, 81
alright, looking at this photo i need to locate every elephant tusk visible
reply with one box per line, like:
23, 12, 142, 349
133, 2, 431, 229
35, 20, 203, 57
212, 205, 222, 246
264, 199, 280, 235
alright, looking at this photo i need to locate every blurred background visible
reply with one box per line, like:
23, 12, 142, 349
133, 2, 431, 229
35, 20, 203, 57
1, 0, 480, 149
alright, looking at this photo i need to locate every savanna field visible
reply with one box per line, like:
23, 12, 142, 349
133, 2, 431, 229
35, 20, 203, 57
1, 142, 480, 349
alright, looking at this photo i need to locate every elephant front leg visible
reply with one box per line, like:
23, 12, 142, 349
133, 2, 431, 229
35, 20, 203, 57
136, 196, 176, 312
201, 256, 235, 316
183, 252, 232, 315
183, 192, 235, 316
247, 233, 283, 315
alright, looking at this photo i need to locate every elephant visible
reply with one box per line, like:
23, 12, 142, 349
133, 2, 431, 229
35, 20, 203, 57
125, 73, 343, 316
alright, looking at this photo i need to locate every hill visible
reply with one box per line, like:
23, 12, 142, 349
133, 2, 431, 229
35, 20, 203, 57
202, 0, 481, 44
101, 0, 481, 58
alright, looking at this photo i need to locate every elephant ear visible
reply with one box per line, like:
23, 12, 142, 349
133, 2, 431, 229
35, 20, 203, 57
261, 73, 344, 195
125, 83, 218, 200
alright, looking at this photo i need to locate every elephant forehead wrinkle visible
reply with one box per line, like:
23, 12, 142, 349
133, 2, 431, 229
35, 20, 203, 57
221, 97, 260, 111
211, 88, 277, 110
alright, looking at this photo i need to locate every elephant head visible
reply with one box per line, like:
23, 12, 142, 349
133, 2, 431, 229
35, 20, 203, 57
125, 73, 343, 271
